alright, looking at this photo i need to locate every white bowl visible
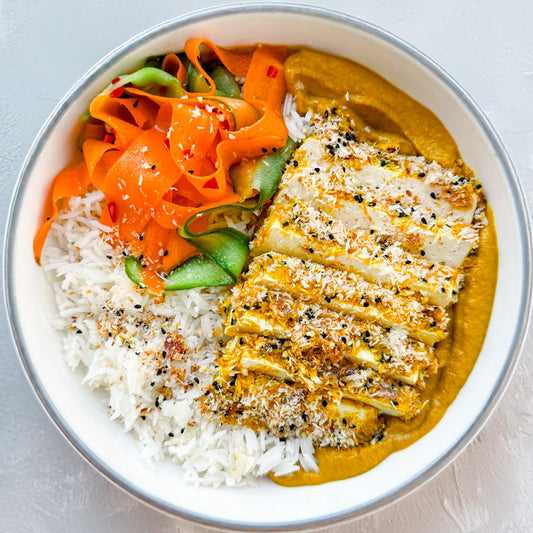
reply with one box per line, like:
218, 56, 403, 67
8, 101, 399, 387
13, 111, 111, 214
4, 3, 532, 530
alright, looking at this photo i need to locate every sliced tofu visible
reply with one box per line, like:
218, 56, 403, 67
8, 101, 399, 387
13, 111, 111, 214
246, 252, 448, 345
224, 287, 436, 386
277, 169, 477, 268
291, 135, 478, 225
214, 371, 384, 446
221, 335, 424, 419
251, 200, 463, 307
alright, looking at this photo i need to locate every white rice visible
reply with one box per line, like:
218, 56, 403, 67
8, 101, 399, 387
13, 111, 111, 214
283, 92, 313, 142
41, 96, 318, 486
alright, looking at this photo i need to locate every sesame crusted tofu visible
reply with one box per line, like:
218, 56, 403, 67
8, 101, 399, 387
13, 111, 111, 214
219, 335, 424, 418
246, 252, 448, 345
250, 200, 463, 307
224, 287, 436, 386
299, 128, 479, 225
277, 144, 478, 267
215, 120, 485, 450
213, 371, 384, 447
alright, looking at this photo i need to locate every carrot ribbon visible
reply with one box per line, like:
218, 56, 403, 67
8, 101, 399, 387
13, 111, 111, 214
34, 40, 289, 294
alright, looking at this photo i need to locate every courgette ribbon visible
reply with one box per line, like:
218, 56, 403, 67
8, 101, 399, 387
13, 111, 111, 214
106, 67, 184, 98
125, 137, 296, 290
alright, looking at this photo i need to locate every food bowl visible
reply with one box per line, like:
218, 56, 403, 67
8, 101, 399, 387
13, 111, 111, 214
4, 3, 531, 530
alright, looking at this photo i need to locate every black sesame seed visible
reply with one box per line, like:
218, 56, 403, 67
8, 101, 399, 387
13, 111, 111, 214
293, 160, 298, 167
420, 250, 425, 256
272, 147, 277, 152
134, 304, 142, 309
156, 369, 162, 375
168, 432, 174, 437
133, 99, 139, 108
363, 301, 369, 308
151, 165, 156, 170
430, 192, 437, 199
322, 400, 328, 407
261, 147, 268, 153
418, 172, 426, 177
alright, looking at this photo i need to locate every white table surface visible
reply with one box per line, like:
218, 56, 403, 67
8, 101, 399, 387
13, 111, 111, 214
1, 1, 532, 531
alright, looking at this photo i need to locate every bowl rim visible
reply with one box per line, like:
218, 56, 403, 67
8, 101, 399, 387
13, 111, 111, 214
3, 2, 532, 530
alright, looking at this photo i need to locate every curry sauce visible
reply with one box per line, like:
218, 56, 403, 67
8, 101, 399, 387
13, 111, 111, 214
216, 47, 497, 485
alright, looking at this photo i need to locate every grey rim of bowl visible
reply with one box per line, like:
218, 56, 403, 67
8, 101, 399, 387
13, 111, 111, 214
3, 2, 532, 531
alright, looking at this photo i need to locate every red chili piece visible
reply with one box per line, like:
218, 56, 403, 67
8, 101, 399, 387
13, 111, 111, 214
110, 86, 124, 98
164, 138, 170, 149
103, 133, 115, 144
183, 149, 192, 159
203, 177, 218, 189
107, 201, 118, 223
267, 65, 279, 78
111, 77, 121, 84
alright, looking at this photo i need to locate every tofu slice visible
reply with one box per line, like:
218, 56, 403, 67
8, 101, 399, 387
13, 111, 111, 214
221, 335, 424, 419
251, 200, 463, 307
224, 286, 436, 386
292, 135, 478, 225
277, 169, 477, 268
213, 371, 384, 447
246, 252, 448, 345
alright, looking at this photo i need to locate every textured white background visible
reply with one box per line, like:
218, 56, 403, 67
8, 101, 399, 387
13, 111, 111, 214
1, 1, 532, 531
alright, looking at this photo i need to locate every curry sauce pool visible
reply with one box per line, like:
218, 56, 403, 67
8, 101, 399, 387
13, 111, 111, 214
214, 48, 497, 485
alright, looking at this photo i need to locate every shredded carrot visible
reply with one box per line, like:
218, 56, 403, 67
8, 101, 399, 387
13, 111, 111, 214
33, 159, 90, 263
34, 39, 289, 294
